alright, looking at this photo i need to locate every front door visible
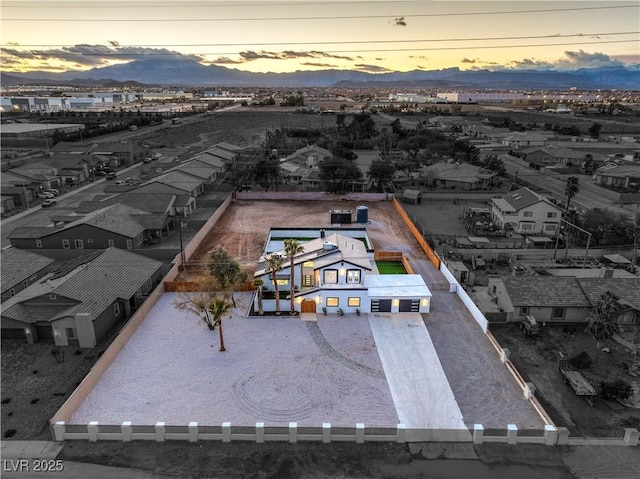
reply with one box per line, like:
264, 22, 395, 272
301, 299, 317, 313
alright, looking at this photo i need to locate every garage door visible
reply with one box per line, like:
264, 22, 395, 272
371, 299, 392, 312
2, 328, 27, 340
35, 325, 54, 341
399, 299, 420, 312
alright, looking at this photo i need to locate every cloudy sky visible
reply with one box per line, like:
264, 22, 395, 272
1, 0, 638, 73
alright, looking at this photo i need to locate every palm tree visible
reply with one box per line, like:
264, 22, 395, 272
209, 296, 233, 352
564, 176, 580, 214
585, 290, 622, 372
284, 239, 305, 315
253, 278, 265, 316
266, 254, 284, 315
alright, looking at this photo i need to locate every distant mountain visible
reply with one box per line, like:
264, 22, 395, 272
4, 58, 639, 89
1, 72, 152, 88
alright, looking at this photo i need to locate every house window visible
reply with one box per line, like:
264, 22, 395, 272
62, 239, 70, 249
545, 224, 557, 232
521, 223, 533, 231
347, 270, 361, 283
35, 239, 43, 248
552, 307, 565, 319
9, 288, 15, 297
303, 261, 314, 267
114, 303, 121, 316
126, 239, 133, 249
74, 239, 84, 249
348, 297, 361, 307
276, 278, 289, 286
49, 293, 56, 300
520, 307, 529, 316
323, 269, 338, 284
523, 211, 533, 217
87, 239, 94, 244
547, 212, 558, 218
66, 327, 77, 340
326, 297, 339, 307
108, 239, 115, 248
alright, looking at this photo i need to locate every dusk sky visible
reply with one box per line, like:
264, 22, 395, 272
1, 1, 639, 74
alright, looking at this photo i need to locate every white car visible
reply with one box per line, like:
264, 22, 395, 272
37, 192, 54, 199
41, 199, 56, 207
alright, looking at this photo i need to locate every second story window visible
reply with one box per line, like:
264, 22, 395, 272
347, 270, 361, 283
523, 211, 533, 217
323, 270, 338, 284
547, 212, 558, 218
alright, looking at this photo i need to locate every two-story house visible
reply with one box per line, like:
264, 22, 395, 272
490, 187, 562, 236
253, 231, 432, 314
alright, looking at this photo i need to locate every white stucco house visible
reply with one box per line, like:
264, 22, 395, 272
253, 231, 432, 315
490, 187, 562, 236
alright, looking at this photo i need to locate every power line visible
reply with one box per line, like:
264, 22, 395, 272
6, 31, 638, 49
3, 39, 637, 57
3, 4, 638, 22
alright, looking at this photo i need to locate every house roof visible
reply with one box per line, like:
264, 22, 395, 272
214, 141, 244, 152
255, 233, 371, 276
1, 248, 55, 293
521, 145, 584, 159
190, 154, 226, 169
577, 278, 640, 312
75, 193, 176, 214
1, 248, 162, 323
595, 164, 640, 178
154, 171, 203, 192
500, 187, 560, 211
285, 144, 333, 162
502, 276, 592, 307
49, 141, 95, 154
365, 274, 432, 298
176, 165, 217, 179
202, 146, 236, 161
420, 162, 497, 183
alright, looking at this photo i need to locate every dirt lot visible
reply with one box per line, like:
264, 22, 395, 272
491, 322, 640, 437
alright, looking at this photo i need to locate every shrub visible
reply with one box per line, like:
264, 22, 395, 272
4, 429, 17, 438
569, 351, 593, 370
600, 380, 633, 401
30, 398, 39, 404
1, 398, 11, 405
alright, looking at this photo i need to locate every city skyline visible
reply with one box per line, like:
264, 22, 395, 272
1, 0, 639, 75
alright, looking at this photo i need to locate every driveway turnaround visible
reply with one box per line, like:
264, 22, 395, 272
368, 313, 471, 442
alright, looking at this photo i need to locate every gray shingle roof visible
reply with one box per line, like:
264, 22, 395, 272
577, 278, 640, 311
1, 248, 55, 292
502, 187, 545, 211
503, 276, 592, 307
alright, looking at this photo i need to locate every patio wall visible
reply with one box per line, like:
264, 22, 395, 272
235, 191, 389, 201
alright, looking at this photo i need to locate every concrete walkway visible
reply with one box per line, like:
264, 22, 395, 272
368, 313, 471, 442
1, 441, 64, 459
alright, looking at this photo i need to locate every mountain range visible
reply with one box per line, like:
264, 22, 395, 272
3, 57, 639, 89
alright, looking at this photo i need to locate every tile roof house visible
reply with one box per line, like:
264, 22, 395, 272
594, 164, 640, 191
521, 145, 585, 168
488, 276, 640, 324
1, 248, 55, 302
419, 162, 498, 190
284, 145, 333, 167
0, 248, 163, 347
490, 187, 562, 236
254, 231, 432, 314
8, 203, 171, 250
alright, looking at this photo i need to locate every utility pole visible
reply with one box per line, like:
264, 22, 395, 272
177, 211, 186, 272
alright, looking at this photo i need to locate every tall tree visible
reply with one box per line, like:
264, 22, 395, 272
253, 278, 265, 316
585, 291, 622, 372
209, 296, 233, 352
319, 157, 363, 193
266, 254, 285, 315
284, 239, 305, 315
208, 246, 247, 307
367, 159, 395, 191
564, 176, 580, 213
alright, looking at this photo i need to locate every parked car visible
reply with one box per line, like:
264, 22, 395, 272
37, 192, 54, 199
95, 170, 107, 177
115, 180, 128, 185
143, 157, 153, 163
106, 172, 116, 180
41, 199, 56, 207
43, 189, 59, 196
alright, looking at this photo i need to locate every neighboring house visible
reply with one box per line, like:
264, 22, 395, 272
490, 187, 562, 236
498, 132, 548, 148
419, 162, 498, 190
189, 154, 226, 172
1, 248, 163, 347
75, 193, 178, 216
594, 164, 640, 191
8, 203, 172, 250
200, 145, 238, 167
427, 116, 465, 130
49, 141, 96, 155
253, 231, 432, 314
123, 182, 197, 215
175, 164, 218, 184
0, 186, 35, 209
1, 248, 55, 302
3, 166, 61, 191
521, 145, 585, 168
1, 195, 17, 215
92, 141, 145, 166
284, 145, 333, 167
279, 161, 306, 183
152, 171, 206, 198
488, 276, 640, 324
